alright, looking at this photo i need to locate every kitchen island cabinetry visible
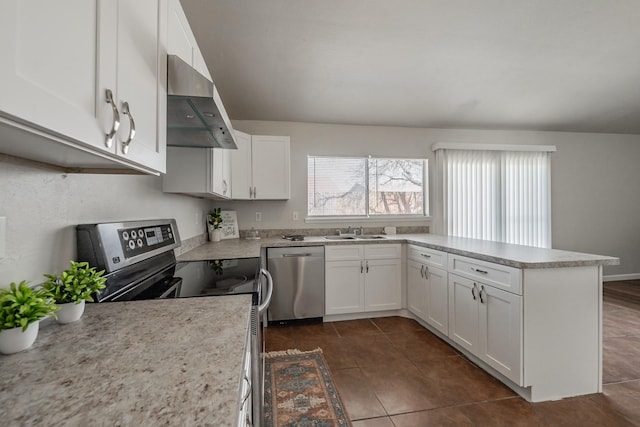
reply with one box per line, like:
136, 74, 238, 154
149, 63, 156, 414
0, 0, 167, 174
448, 273, 522, 385
325, 244, 401, 315
231, 131, 290, 200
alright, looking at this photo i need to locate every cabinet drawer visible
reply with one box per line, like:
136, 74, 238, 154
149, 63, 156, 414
325, 245, 365, 261
407, 245, 447, 268
364, 244, 401, 259
448, 254, 522, 295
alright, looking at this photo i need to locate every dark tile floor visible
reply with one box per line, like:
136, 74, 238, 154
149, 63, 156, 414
265, 280, 640, 426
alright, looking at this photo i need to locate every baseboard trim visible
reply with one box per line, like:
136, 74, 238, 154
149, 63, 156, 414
603, 273, 640, 282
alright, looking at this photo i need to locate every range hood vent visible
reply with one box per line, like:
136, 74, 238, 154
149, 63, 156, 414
167, 55, 237, 149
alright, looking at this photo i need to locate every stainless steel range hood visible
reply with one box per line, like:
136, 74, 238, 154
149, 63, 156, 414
167, 55, 237, 149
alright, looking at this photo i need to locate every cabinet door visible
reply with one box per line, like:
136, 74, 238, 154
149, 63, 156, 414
407, 260, 427, 321
479, 284, 523, 385
425, 266, 448, 335
364, 258, 401, 312
231, 130, 252, 199
114, 0, 166, 172
251, 135, 290, 199
325, 260, 364, 315
448, 274, 480, 353
0, 0, 114, 154
210, 148, 230, 198
167, 0, 212, 81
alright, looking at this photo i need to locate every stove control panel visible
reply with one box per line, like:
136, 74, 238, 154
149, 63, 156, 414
118, 224, 176, 259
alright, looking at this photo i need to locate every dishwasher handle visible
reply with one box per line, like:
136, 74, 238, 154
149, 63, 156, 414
258, 268, 273, 314
281, 253, 314, 257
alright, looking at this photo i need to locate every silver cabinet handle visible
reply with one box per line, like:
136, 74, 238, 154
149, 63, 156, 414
253, 186, 257, 198
421, 253, 431, 258
366, 260, 369, 273
104, 89, 120, 148
479, 284, 486, 304
241, 375, 251, 405
360, 261, 364, 274
471, 267, 488, 274
420, 265, 424, 278
249, 187, 253, 198
471, 283, 477, 300
222, 179, 228, 195
424, 265, 429, 278
282, 253, 313, 258
121, 101, 136, 154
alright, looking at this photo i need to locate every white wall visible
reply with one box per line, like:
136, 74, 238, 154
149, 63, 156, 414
218, 121, 640, 276
0, 155, 210, 287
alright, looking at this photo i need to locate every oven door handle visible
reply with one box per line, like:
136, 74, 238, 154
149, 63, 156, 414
258, 268, 273, 314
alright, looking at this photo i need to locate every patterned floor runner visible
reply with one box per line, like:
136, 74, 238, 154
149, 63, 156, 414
264, 348, 351, 427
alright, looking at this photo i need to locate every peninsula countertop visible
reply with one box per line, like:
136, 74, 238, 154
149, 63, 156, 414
0, 295, 253, 426
177, 233, 619, 269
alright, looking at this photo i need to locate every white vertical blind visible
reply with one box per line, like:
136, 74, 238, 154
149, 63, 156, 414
443, 149, 551, 248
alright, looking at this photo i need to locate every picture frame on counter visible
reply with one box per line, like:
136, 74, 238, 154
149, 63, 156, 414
219, 210, 239, 239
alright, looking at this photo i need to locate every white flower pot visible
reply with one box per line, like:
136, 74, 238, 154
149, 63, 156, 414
56, 300, 85, 324
0, 321, 39, 355
210, 229, 222, 242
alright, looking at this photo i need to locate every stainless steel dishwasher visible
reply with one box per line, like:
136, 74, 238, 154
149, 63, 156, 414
267, 246, 325, 323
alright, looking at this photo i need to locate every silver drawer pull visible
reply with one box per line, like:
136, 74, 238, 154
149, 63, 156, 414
471, 283, 477, 300
479, 284, 486, 304
282, 253, 313, 257
420, 253, 431, 258
471, 267, 488, 274
104, 89, 120, 148
420, 265, 425, 278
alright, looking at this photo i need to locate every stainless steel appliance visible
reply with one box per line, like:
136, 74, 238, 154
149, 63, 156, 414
167, 55, 237, 149
266, 246, 325, 323
76, 219, 271, 427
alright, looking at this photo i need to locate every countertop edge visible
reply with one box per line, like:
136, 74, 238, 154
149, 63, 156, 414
178, 234, 620, 269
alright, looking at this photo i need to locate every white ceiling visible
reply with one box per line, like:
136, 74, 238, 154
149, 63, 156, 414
181, 0, 640, 134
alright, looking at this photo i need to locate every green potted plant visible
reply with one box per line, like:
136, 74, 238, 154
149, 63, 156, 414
0, 281, 58, 354
42, 261, 106, 324
208, 208, 223, 242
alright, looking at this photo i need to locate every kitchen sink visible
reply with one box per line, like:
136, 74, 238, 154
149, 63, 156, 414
324, 235, 387, 240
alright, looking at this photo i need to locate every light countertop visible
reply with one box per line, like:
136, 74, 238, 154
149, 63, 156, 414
178, 233, 619, 269
0, 295, 253, 426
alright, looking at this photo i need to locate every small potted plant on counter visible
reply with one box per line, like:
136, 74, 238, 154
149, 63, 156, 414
42, 261, 106, 324
208, 208, 223, 242
0, 281, 58, 354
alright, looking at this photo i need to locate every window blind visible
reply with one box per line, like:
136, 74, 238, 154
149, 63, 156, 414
443, 149, 551, 248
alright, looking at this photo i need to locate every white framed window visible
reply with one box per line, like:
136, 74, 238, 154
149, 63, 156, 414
307, 156, 427, 218
433, 144, 555, 248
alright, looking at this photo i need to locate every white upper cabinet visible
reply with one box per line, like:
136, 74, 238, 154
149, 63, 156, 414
0, 0, 167, 174
167, 0, 212, 81
231, 131, 291, 200
163, 146, 231, 199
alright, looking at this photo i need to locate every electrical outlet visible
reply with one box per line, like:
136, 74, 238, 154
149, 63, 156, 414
0, 217, 5, 259
256, 212, 262, 222
293, 211, 299, 221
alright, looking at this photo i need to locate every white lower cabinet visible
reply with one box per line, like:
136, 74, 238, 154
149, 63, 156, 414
325, 244, 401, 315
448, 273, 523, 385
407, 245, 449, 335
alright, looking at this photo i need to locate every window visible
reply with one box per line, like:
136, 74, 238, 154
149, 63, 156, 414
307, 156, 427, 217
435, 145, 553, 248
